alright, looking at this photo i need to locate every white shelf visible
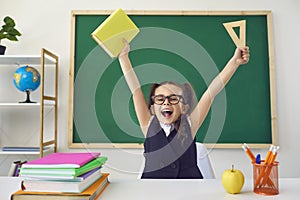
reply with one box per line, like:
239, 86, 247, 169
0, 55, 56, 65
0, 148, 52, 155
0, 49, 58, 158
0, 102, 55, 108
0, 151, 40, 155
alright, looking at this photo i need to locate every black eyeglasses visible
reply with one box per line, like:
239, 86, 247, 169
152, 94, 184, 105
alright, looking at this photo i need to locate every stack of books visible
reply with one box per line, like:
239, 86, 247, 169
11, 152, 109, 200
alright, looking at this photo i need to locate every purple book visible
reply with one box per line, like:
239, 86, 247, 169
22, 152, 100, 168
14, 161, 27, 177
78, 167, 102, 180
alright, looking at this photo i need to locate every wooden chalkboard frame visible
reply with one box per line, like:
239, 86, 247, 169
68, 10, 277, 149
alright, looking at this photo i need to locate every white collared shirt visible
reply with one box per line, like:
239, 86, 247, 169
148, 115, 192, 137
159, 122, 174, 137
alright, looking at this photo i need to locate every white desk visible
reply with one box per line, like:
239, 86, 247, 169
0, 177, 24, 200
102, 178, 299, 200
1, 177, 299, 200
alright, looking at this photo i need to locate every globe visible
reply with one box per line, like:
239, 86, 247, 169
12, 65, 41, 103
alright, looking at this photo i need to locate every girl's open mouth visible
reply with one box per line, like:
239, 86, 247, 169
161, 109, 173, 118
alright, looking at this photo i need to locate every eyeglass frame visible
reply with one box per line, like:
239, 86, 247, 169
151, 94, 185, 105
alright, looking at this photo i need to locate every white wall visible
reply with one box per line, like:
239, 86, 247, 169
1, 0, 299, 179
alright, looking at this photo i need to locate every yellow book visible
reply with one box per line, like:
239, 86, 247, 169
91, 8, 140, 58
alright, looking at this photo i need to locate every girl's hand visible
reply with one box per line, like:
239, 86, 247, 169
233, 46, 250, 65
119, 38, 130, 58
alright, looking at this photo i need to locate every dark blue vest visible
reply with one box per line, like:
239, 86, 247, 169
141, 116, 203, 179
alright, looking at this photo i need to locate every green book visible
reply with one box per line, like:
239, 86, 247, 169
20, 157, 107, 178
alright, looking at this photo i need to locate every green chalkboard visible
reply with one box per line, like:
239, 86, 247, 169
69, 11, 277, 148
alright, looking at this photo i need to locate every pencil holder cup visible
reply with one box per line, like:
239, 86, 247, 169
252, 161, 279, 195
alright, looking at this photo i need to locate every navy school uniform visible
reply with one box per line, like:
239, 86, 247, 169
141, 115, 203, 179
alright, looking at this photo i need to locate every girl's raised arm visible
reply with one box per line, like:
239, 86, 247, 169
118, 40, 151, 136
189, 47, 250, 138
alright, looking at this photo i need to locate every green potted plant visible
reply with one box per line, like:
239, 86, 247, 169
0, 16, 22, 55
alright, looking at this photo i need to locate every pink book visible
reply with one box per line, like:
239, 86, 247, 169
21, 152, 100, 168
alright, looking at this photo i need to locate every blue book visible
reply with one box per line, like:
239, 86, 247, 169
2, 146, 50, 152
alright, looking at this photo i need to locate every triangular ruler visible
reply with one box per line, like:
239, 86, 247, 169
223, 20, 246, 47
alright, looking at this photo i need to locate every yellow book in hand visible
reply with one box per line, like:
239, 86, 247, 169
91, 8, 140, 58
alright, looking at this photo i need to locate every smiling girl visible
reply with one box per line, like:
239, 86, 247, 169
118, 39, 249, 179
